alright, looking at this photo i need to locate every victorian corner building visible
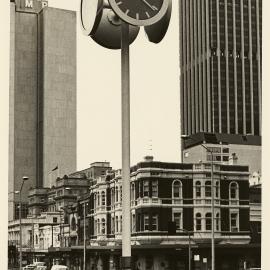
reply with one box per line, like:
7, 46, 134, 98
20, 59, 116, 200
8, 158, 261, 269
8, 0, 77, 221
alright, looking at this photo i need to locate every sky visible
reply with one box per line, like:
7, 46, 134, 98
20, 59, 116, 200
47, 0, 180, 171
1, 0, 270, 269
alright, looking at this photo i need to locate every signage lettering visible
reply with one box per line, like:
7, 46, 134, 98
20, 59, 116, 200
25, 0, 33, 8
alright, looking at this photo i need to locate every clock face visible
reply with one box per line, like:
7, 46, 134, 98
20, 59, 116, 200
108, 0, 169, 26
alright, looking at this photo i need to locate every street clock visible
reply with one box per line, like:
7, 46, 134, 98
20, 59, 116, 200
108, 0, 170, 26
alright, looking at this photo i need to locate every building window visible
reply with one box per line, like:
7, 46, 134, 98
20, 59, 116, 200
144, 214, 149, 231
116, 216, 119, 233
229, 182, 239, 200
152, 214, 158, 231
94, 193, 97, 208
152, 180, 158, 197
205, 213, 212, 231
143, 180, 149, 197
120, 216, 123, 232
223, 156, 229, 161
195, 213, 202, 231
101, 218, 106, 234
96, 219, 100, 234
53, 217, 57, 223
111, 217, 115, 234
95, 220, 97, 235
115, 186, 119, 202
205, 181, 212, 197
172, 180, 182, 198
120, 186, 122, 202
132, 214, 136, 232
97, 192, 100, 206
111, 188, 115, 205
101, 191, 106, 206
71, 217, 76, 231
215, 181, 220, 198
195, 181, 201, 197
230, 212, 239, 232
216, 213, 220, 231
131, 183, 135, 201
173, 212, 182, 230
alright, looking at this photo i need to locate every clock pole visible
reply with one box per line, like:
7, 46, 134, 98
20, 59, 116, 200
121, 21, 132, 270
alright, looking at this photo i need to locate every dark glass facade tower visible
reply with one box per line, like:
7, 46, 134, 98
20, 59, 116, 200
179, 0, 262, 137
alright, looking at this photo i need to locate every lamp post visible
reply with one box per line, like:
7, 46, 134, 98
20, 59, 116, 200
83, 201, 88, 270
181, 135, 215, 270
19, 176, 29, 270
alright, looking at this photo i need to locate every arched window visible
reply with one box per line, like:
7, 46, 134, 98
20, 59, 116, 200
195, 213, 202, 231
172, 180, 182, 198
97, 219, 100, 234
101, 218, 106, 234
205, 181, 211, 197
205, 213, 212, 231
215, 181, 220, 198
35, 234, 38, 245
101, 191, 106, 206
71, 217, 76, 231
229, 182, 239, 199
195, 181, 201, 197
120, 186, 123, 201
216, 213, 220, 231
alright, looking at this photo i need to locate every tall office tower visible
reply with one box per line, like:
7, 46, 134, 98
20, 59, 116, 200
8, 0, 77, 220
179, 0, 262, 177
179, 0, 262, 136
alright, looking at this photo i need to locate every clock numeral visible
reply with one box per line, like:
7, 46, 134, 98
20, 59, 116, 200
145, 11, 150, 18
125, 9, 130, 15
116, 1, 122, 5
152, 5, 158, 11
136, 13, 140, 19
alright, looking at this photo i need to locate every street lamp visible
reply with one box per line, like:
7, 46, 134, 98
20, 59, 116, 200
82, 201, 88, 270
19, 176, 29, 270
181, 135, 215, 270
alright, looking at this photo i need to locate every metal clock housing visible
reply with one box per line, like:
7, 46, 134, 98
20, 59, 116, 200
80, 0, 103, 36
108, 0, 169, 26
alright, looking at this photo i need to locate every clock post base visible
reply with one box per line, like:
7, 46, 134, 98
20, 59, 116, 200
120, 256, 132, 270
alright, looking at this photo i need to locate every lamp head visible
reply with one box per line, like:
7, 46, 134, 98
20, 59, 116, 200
22, 176, 29, 181
181, 135, 190, 139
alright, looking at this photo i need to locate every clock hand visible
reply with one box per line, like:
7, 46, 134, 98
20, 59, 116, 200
140, 0, 156, 11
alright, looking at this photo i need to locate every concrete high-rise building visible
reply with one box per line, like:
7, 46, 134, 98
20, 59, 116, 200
179, 0, 262, 136
179, 0, 262, 178
8, 0, 77, 220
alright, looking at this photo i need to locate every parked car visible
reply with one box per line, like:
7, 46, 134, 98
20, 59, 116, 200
23, 265, 36, 270
50, 265, 68, 270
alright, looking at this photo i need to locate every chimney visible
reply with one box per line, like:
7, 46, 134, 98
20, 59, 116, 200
229, 153, 238, 165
